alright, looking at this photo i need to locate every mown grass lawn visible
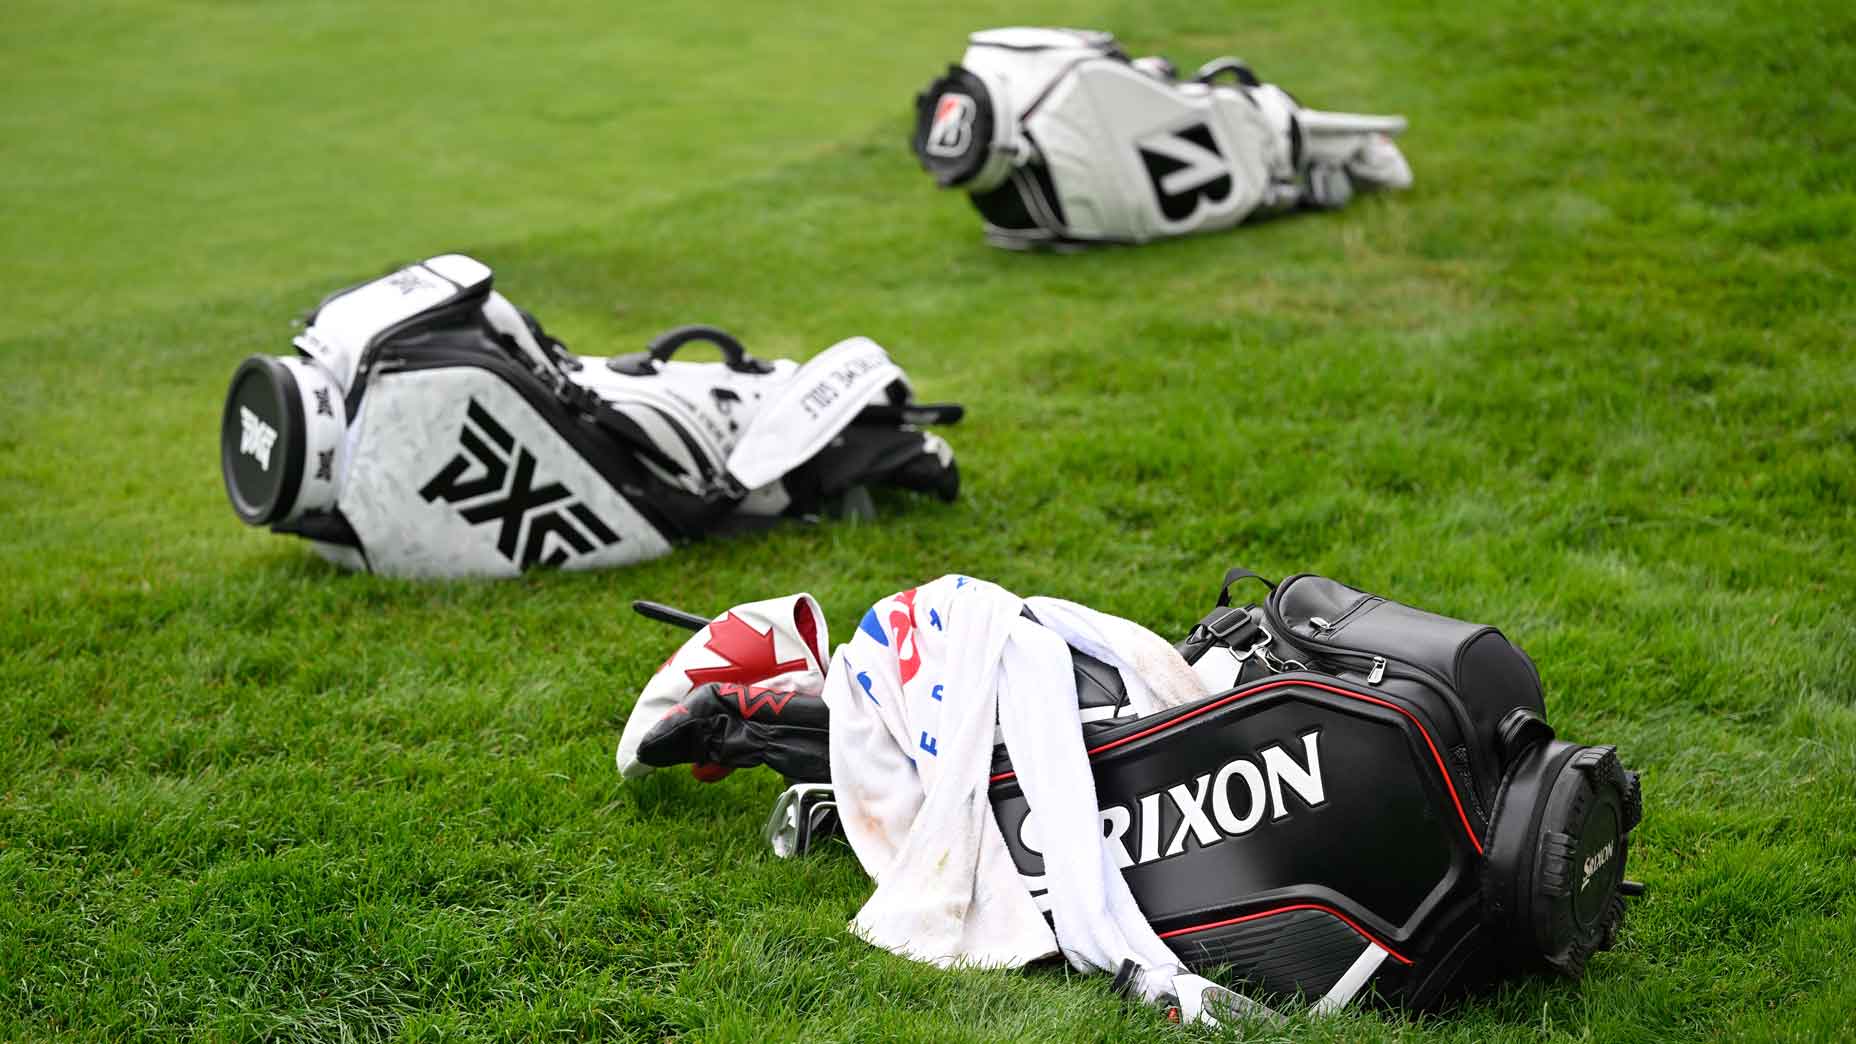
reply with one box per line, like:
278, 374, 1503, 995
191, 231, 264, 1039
2, 0, 1852, 1040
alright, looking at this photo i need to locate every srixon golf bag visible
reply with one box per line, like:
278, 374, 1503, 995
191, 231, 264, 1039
993, 570, 1644, 1008
218, 255, 961, 578
624, 571, 1642, 1012
912, 28, 1414, 248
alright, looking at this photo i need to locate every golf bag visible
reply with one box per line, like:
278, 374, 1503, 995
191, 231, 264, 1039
620, 570, 1642, 1012
994, 570, 1643, 1008
218, 255, 961, 578
912, 28, 1413, 248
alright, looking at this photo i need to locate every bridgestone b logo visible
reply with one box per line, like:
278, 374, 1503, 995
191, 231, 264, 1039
239, 407, 278, 471
420, 399, 622, 569
926, 93, 976, 157
1136, 122, 1233, 223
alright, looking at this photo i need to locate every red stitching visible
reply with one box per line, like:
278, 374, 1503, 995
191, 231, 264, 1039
1156, 902, 1414, 965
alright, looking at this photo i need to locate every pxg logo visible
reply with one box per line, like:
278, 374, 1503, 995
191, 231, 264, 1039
239, 407, 278, 471
421, 399, 622, 569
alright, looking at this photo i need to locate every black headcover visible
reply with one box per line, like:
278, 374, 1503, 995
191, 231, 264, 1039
637, 681, 833, 784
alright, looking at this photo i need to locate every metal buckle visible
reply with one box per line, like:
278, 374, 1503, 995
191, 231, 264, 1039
1256, 635, 1308, 674
1204, 606, 1257, 643
1220, 622, 1309, 675
764, 783, 839, 858
1232, 629, 1270, 663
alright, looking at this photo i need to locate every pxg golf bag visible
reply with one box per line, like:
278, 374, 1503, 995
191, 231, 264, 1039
219, 255, 961, 578
627, 570, 1642, 1010
912, 28, 1413, 248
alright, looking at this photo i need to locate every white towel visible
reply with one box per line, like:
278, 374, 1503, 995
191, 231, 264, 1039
822, 574, 1221, 1010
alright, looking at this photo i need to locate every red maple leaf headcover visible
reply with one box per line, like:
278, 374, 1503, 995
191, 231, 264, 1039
683, 611, 810, 688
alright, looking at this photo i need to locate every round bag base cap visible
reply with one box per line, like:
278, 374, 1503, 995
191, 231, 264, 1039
1528, 745, 1639, 977
221, 354, 305, 525
912, 65, 1001, 189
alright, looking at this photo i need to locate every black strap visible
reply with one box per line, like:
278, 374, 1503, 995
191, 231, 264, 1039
853, 402, 964, 427
1215, 567, 1278, 607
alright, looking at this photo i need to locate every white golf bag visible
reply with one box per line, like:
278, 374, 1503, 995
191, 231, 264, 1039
912, 28, 1414, 248
218, 255, 962, 578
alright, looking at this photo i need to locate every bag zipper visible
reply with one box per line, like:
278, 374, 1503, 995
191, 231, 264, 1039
1308, 595, 1382, 639
1266, 591, 1459, 696
1264, 582, 1487, 823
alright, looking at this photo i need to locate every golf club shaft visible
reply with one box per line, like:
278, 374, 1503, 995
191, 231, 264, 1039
632, 600, 711, 631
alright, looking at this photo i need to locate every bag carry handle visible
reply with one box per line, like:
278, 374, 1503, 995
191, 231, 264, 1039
1215, 566, 1278, 607
1195, 57, 1261, 87
608, 324, 776, 376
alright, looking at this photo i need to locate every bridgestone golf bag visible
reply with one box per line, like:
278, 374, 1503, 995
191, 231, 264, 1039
912, 28, 1414, 248
218, 255, 961, 578
621, 570, 1642, 1013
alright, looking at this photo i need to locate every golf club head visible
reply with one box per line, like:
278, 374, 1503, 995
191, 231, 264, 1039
764, 782, 840, 858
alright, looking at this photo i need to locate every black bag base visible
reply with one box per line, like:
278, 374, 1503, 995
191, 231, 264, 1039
1486, 740, 1642, 980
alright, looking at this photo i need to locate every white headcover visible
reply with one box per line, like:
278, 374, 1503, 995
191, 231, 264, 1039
615, 593, 831, 778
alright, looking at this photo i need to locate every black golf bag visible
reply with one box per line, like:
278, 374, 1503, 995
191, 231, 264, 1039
218, 255, 961, 578
991, 570, 1643, 1007
912, 28, 1414, 248
627, 571, 1642, 1011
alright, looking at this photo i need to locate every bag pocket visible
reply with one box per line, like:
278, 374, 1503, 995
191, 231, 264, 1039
1265, 574, 1548, 810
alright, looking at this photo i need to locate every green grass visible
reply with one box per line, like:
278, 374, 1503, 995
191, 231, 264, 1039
2, 0, 1853, 1039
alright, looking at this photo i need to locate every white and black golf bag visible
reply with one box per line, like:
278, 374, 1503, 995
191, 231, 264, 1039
218, 255, 962, 578
912, 28, 1414, 248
